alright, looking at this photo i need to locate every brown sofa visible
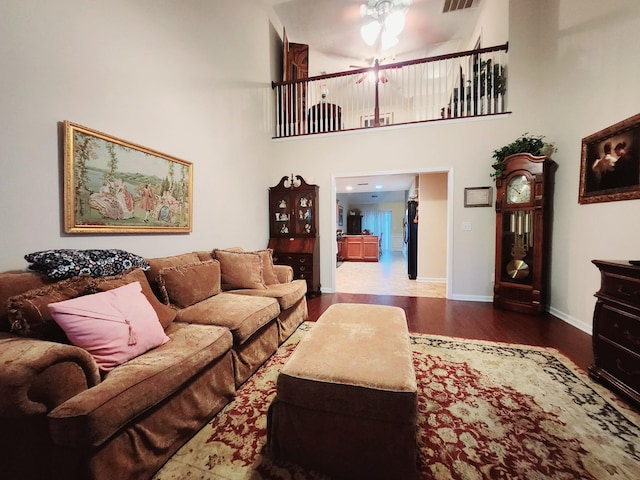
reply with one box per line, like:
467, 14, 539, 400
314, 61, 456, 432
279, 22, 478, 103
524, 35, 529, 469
0, 248, 307, 480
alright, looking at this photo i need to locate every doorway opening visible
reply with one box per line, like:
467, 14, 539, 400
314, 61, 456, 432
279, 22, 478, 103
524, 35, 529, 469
332, 169, 452, 297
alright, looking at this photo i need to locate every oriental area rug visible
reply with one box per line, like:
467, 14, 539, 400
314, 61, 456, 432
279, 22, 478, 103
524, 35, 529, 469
153, 322, 640, 480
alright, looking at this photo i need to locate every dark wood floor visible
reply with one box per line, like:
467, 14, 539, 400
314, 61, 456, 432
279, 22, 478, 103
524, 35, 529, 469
307, 293, 594, 373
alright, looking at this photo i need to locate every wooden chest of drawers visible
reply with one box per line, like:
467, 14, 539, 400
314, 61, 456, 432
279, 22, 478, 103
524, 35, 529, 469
273, 252, 315, 284
590, 260, 640, 406
268, 237, 320, 294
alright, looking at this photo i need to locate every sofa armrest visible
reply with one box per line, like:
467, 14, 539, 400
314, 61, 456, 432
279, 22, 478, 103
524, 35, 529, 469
0, 332, 100, 417
274, 265, 294, 283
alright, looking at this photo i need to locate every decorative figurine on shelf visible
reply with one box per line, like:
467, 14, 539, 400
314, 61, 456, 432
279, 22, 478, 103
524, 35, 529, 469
305, 223, 311, 233
281, 224, 289, 234
279, 199, 287, 208
300, 197, 308, 207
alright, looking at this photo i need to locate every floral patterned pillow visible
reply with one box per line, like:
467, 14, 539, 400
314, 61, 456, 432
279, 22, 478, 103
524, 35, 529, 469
25, 249, 150, 280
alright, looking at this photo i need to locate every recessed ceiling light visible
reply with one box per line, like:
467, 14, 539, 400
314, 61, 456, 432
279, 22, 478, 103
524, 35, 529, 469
346, 186, 353, 191
376, 185, 383, 189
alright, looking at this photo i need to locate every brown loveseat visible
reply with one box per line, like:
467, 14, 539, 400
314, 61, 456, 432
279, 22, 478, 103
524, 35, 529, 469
0, 248, 307, 480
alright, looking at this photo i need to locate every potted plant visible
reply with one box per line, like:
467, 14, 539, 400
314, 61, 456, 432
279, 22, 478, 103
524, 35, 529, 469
473, 59, 506, 98
491, 133, 556, 179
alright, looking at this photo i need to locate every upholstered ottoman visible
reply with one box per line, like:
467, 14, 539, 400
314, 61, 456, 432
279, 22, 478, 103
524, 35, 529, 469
268, 303, 418, 479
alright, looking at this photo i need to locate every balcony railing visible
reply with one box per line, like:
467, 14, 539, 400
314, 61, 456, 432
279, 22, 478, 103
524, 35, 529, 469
272, 43, 508, 138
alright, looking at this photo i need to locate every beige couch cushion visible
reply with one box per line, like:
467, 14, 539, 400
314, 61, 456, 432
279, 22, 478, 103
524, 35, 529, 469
145, 253, 201, 287
193, 250, 214, 262
229, 279, 307, 310
0, 271, 54, 331
157, 261, 221, 308
48, 322, 233, 448
213, 248, 280, 287
175, 292, 279, 345
274, 264, 294, 284
7, 275, 95, 341
214, 250, 266, 290
255, 249, 280, 285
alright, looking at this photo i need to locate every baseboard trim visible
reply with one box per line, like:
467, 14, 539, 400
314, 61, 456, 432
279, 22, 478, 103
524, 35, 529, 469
416, 277, 446, 283
448, 294, 493, 302
548, 306, 592, 335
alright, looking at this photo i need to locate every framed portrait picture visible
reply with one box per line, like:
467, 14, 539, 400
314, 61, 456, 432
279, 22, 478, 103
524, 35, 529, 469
579, 113, 640, 204
360, 112, 394, 128
63, 121, 193, 233
464, 186, 493, 207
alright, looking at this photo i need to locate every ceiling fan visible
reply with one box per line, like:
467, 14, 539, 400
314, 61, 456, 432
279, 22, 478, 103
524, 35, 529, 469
350, 57, 391, 84
360, 0, 412, 50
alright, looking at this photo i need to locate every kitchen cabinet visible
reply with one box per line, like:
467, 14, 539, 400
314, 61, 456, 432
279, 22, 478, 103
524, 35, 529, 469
342, 235, 378, 262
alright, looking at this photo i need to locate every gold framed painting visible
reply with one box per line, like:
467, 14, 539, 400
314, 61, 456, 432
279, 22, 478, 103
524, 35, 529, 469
63, 121, 193, 233
579, 112, 640, 204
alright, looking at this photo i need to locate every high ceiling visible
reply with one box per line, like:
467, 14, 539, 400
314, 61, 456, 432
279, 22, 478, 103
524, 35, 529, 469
263, 0, 484, 75
263, 0, 483, 197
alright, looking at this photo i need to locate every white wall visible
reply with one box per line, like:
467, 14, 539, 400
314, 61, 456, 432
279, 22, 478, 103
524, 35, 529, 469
273, 0, 640, 333
516, 0, 640, 331
0, 0, 276, 270
273, 119, 506, 301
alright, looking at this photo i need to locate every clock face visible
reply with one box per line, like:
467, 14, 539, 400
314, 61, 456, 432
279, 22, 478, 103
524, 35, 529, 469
506, 175, 531, 204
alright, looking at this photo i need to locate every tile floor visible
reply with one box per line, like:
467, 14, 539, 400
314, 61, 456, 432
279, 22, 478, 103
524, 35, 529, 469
335, 250, 447, 298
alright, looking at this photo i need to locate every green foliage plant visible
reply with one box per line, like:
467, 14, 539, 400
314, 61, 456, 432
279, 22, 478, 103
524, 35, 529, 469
490, 133, 556, 179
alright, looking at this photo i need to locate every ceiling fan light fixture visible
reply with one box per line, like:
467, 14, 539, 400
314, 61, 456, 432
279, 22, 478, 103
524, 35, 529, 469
359, 0, 409, 48
361, 20, 381, 46
384, 10, 405, 37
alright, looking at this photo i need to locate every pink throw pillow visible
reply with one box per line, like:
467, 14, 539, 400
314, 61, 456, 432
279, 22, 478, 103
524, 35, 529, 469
48, 281, 170, 371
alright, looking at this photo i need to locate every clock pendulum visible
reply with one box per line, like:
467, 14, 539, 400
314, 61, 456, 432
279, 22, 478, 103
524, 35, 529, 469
505, 211, 532, 279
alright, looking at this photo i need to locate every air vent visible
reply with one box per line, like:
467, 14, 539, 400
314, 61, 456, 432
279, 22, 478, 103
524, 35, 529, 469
443, 0, 474, 13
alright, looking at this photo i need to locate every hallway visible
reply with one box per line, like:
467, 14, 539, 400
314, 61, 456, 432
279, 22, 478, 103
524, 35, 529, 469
335, 250, 446, 297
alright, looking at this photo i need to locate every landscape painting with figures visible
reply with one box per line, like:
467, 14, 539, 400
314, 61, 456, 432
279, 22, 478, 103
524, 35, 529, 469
63, 121, 192, 233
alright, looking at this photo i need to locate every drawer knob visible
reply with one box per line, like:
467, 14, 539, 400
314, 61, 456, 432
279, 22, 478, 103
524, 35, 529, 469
617, 285, 640, 297
623, 330, 640, 347
616, 358, 640, 376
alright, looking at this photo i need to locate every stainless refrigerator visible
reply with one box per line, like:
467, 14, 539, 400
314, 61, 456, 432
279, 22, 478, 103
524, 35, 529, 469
407, 200, 418, 280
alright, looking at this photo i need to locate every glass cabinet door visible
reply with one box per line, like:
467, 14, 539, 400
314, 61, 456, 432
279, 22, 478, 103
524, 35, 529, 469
270, 195, 292, 236
293, 191, 316, 236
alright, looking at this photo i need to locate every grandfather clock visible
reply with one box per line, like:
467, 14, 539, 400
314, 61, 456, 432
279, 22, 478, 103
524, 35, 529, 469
494, 153, 555, 314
